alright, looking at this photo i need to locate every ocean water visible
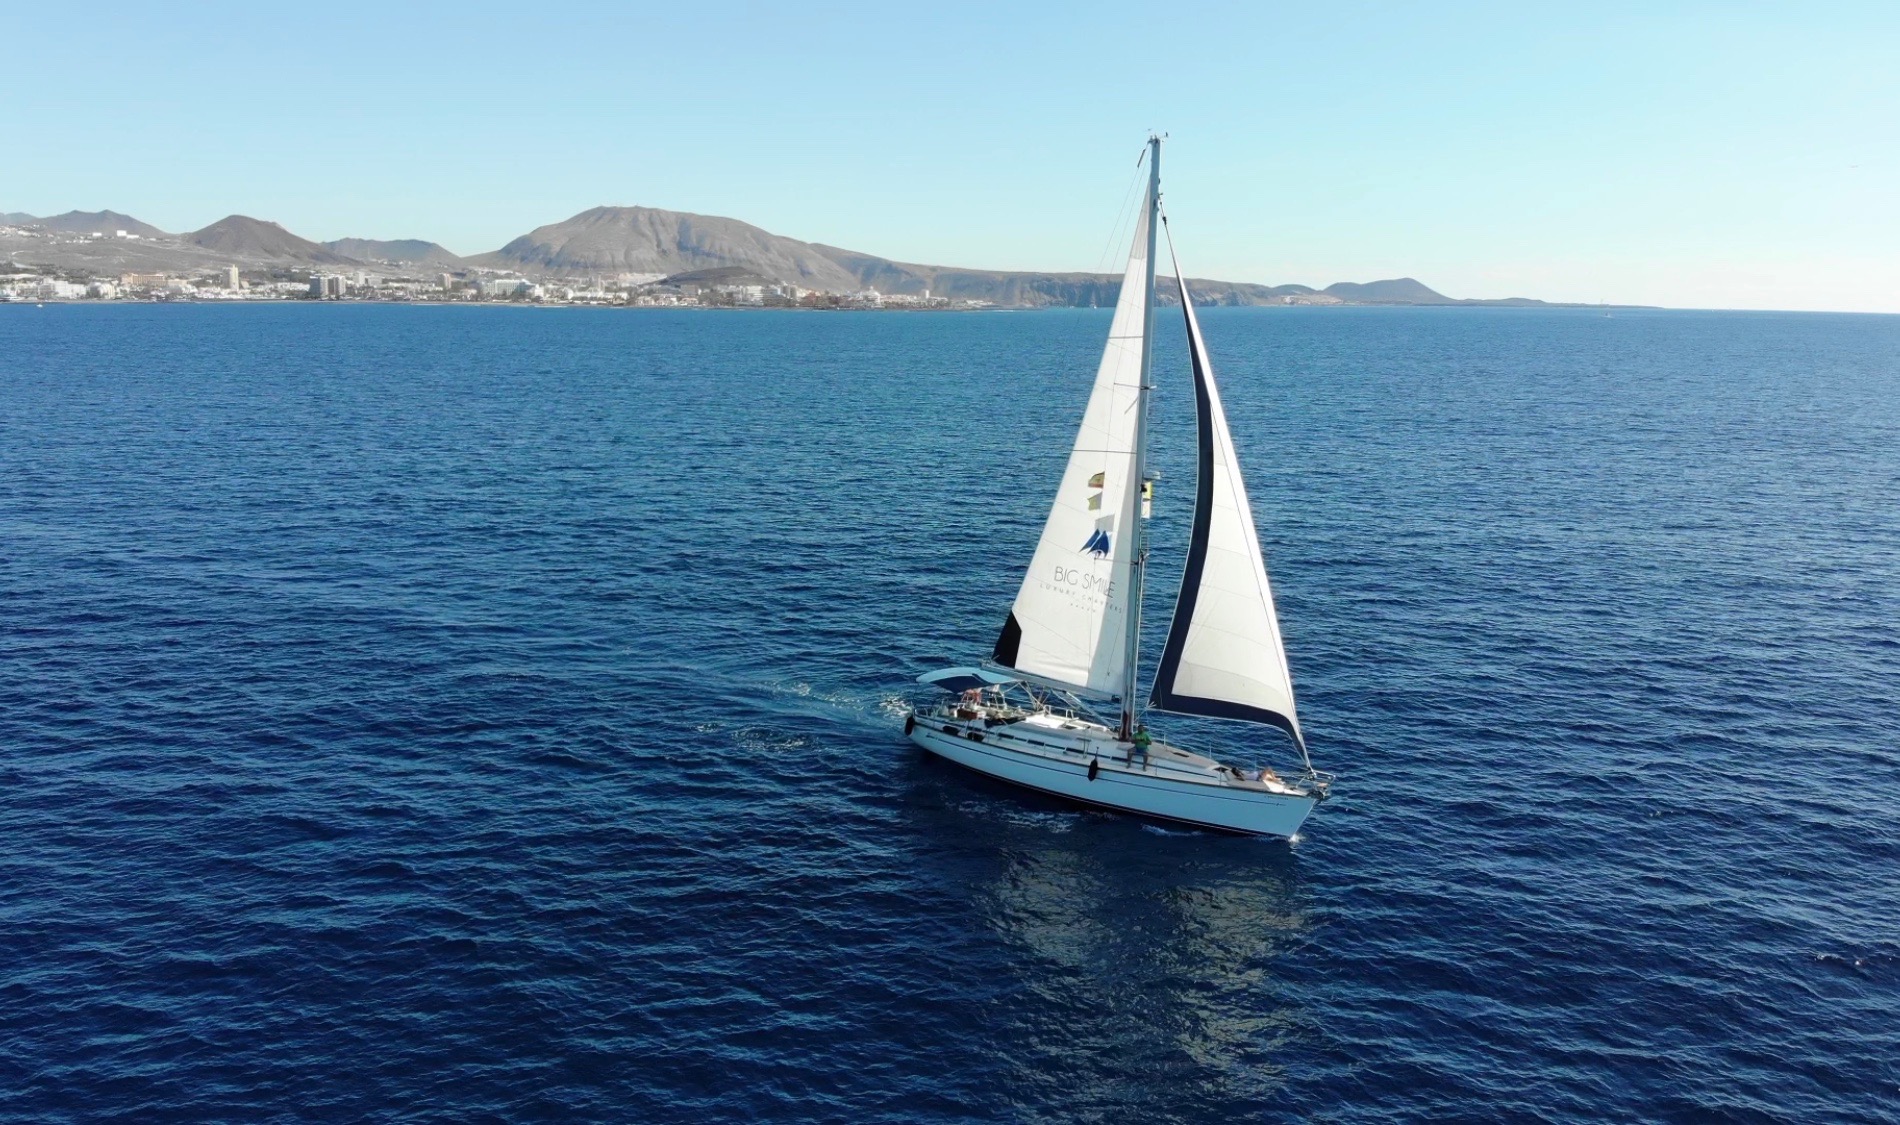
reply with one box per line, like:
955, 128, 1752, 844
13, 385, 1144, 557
2, 302, 1896, 1122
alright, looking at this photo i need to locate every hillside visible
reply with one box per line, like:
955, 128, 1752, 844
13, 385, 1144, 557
812, 244, 1124, 306
471, 206, 1415, 307
473, 206, 864, 290
1322, 277, 1453, 304
325, 238, 466, 268
816, 244, 1367, 306
187, 215, 354, 264
37, 210, 172, 238
807, 247, 1321, 307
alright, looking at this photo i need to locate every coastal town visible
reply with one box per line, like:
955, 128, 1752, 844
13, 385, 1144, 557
0, 267, 968, 309
0, 258, 968, 309
0, 214, 981, 308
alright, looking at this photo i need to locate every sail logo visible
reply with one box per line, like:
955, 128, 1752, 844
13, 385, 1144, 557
1081, 529, 1112, 557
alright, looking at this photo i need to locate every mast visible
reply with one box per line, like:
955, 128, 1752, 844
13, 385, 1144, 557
1119, 133, 1162, 741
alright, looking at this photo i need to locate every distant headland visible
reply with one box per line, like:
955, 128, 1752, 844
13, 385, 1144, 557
1, 205, 1588, 309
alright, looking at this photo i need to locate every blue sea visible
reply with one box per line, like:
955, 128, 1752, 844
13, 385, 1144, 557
3, 302, 1897, 1122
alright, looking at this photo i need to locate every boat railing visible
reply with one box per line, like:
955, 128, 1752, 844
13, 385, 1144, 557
915, 696, 1069, 724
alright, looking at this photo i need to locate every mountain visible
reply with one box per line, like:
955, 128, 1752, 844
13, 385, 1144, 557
5, 199, 1562, 307
472, 206, 1354, 306
324, 238, 466, 268
1321, 278, 1452, 304
472, 206, 1506, 308
1318, 277, 1554, 307
473, 206, 864, 291
186, 215, 355, 264
37, 210, 171, 238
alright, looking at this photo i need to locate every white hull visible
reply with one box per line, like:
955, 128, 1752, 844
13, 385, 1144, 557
907, 710, 1318, 838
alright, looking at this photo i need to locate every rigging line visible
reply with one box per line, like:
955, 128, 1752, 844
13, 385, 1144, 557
1093, 153, 1148, 277
1093, 177, 1141, 278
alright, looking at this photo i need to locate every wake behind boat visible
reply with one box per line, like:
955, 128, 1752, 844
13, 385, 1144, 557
906, 136, 1333, 838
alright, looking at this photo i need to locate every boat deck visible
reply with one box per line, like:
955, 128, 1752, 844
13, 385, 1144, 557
924, 704, 1308, 796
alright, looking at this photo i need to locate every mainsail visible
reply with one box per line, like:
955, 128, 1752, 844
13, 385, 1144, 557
1149, 229, 1306, 754
991, 191, 1153, 695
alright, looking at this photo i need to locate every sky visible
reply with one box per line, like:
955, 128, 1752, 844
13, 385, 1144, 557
5, 2, 1897, 311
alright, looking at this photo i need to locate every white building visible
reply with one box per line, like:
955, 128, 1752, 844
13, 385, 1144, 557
478, 276, 531, 299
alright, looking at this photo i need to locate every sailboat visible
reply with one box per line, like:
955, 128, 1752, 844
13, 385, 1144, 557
905, 136, 1332, 838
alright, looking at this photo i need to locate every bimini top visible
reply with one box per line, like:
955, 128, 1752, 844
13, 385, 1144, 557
916, 666, 1019, 693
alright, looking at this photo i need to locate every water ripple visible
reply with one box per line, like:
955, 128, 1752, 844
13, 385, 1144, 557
2, 303, 1897, 1121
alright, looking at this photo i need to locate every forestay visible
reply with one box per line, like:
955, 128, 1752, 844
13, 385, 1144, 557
1149, 229, 1306, 754
991, 192, 1153, 695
